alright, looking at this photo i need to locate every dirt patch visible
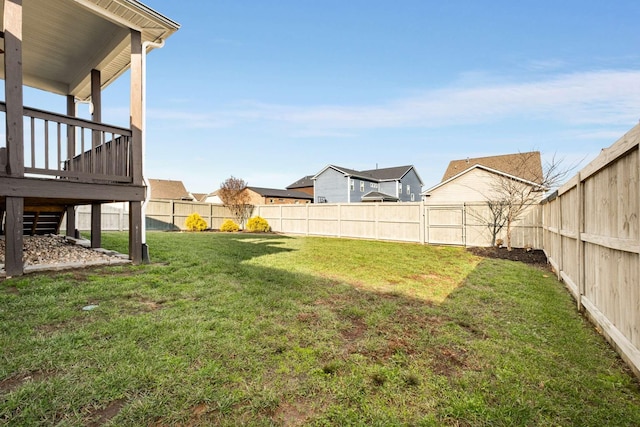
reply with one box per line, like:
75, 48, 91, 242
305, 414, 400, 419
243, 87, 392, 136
467, 246, 548, 268
0, 370, 54, 394
87, 398, 127, 426
272, 399, 315, 426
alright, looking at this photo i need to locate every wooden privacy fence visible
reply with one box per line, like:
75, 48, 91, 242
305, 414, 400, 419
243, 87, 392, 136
542, 124, 640, 377
74, 200, 542, 248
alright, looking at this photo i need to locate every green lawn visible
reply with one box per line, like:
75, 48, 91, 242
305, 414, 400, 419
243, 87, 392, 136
1, 232, 639, 426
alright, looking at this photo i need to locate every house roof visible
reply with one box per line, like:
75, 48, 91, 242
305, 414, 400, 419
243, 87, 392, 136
191, 193, 207, 202
148, 179, 193, 200
286, 175, 314, 189
422, 163, 546, 196
441, 152, 543, 184
313, 165, 423, 184
247, 187, 314, 200
0, 0, 180, 100
361, 191, 399, 202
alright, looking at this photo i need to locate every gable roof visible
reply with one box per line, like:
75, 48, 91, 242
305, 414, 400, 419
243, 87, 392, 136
422, 163, 546, 196
362, 165, 424, 185
247, 187, 313, 200
286, 175, 314, 189
361, 191, 399, 202
148, 179, 193, 200
441, 152, 543, 184
191, 193, 207, 202
313, 164, 423, 184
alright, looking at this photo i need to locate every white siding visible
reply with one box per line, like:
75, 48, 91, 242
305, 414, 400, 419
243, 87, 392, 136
424, 168, 500, 204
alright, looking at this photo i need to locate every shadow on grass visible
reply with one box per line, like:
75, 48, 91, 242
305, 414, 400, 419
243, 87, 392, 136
1, 234, 639, 426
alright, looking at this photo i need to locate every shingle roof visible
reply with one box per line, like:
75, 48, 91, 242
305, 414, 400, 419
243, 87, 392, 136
286, 175, 314, 189
247, 187, 313, 200
361, 191, 399, 202
317, 165, 422, 184
441, 152, 543, 184
148, 179, 193, 200
361, 165, 414, 181
191, 193, 207, 202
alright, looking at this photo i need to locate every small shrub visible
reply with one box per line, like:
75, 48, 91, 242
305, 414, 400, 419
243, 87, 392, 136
246, 216, 270, 232
185, 213, 207, 231
220, 219, 240, 232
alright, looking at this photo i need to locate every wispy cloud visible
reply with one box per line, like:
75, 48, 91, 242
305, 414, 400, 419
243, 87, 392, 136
149, 69, 640, 134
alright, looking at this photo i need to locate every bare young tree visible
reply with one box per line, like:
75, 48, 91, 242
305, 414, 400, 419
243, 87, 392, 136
466, 200, 509, 247
218, 176, 253, 228
487, 152, 575, 251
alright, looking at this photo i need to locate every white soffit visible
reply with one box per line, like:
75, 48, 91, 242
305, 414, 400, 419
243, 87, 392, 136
0, 0, 179, 100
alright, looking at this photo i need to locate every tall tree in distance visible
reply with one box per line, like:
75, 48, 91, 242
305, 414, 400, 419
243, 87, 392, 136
218, 176, 253, 228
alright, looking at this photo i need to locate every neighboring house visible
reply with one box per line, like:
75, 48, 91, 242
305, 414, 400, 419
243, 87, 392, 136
422, 152, 545, 204
191, 193, 208, 202
148, 179, 195, 201
0, 0, 178, 275
203, 190, 224, 205
313, 165, 423, 203
286, 175, 315, 197
244, 187, 313, 205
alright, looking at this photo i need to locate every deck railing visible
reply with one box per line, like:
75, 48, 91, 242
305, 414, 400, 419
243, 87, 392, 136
0, 102, 133, 183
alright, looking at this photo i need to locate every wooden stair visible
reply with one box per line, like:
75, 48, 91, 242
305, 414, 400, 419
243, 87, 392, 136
22, 206, 65, 236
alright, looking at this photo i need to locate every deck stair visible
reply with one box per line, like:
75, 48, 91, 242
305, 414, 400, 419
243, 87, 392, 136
22, 207, 65, 236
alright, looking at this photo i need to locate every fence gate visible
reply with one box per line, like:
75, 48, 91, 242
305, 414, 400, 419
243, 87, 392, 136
425, 205, 465, 246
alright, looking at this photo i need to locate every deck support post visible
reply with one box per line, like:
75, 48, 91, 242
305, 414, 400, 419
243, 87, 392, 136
4, 0, 25, 276
5, 197, 24, 276
129, 201, 142, 264
89, 69, 102, 248
90, 203, 101, 248
65, 95, 76, 237
129, 29, 144, 264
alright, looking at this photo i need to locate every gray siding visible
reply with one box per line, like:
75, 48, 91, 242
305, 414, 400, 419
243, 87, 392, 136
379, 181, 398, 198
315, 166, 423, 203
351, 178, 380, 202
398, 169, 422, 202
314, 167, 349, 203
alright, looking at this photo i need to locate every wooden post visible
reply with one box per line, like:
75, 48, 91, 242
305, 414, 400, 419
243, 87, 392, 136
89, 70, 102, 248
128, 29, 143, 263
5, 197, 23, 276
4, 0, 24, 178
4, 0, 24, 275
90, 203, 101, 248
129, 201, 142, 264
577, 174, 584, 311
557, 192, 563, 280
65, 95, 76, 237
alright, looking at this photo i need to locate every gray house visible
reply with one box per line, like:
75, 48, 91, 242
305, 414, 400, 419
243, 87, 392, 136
313, 165, 423, 203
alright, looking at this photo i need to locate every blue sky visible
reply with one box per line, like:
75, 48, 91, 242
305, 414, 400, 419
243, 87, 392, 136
23, 1, 640, 193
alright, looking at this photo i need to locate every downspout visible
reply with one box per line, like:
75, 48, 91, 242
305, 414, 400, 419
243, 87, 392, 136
140, 39, 165, 263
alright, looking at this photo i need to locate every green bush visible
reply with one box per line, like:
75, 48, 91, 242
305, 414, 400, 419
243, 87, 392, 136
220, 218, 240, 232
185, 213, 208, 231
246, 216, 270, 232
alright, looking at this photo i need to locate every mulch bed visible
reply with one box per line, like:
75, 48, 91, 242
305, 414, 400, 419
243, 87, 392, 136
467, 246, 549, 268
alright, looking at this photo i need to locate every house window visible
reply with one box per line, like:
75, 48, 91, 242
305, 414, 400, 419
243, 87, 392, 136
270, 198, 274, 204
399, 183, 402, 194
360, 181, 365, 192
411, 193, 415, 201
406, 184, 410, 194
350, 179, 354, 191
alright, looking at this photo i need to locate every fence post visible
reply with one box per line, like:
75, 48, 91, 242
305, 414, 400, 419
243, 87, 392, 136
577, 173, 585, 312
462, 203, 467, 247
306, 203, 310, 235
557, 194, 563, 281
338, 204, 342, 238
419, 202, 425, 244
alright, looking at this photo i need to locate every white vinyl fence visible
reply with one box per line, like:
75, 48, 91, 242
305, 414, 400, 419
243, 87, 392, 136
72, 200, 542, 248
